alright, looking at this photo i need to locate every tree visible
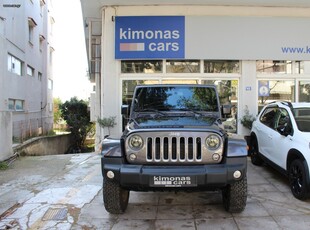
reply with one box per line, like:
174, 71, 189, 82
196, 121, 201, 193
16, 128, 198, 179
60, 97, 93, 152
53, 97, 63, 124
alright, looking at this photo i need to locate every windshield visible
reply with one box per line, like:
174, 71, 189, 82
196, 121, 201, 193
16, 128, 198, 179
293, 108, 310, 132
133, 86, 219, 112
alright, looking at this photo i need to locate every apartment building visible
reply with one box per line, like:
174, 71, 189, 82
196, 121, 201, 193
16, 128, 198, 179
0, 0, 54, 158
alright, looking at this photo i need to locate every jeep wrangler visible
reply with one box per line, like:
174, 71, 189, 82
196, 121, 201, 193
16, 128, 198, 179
101, 84, 248, 214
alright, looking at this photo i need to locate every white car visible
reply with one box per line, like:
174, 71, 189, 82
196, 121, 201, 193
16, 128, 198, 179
249, 101, 310, 200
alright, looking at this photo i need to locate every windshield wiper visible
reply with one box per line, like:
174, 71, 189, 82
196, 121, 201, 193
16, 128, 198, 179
177, 108, 204, 117
136, 108, 166, 117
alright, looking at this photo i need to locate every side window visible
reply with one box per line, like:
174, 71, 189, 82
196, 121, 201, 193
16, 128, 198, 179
275, 108, 292, 134
260, 107, 277, 128
275, 109, 290, 128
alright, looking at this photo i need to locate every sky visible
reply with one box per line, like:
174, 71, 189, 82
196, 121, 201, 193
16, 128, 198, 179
52, 0, 91, 102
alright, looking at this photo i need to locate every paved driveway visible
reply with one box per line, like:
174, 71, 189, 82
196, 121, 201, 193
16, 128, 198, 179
1, 153, 310, 229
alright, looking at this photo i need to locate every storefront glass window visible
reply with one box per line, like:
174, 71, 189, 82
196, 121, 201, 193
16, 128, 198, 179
202, 80, 238, 133
122, 80, 159, 105
166, 60, 200, 73
258, 80, 295, 111
162, 79, 199, 84
256, 60, 304, 74
295, 61, 304, 74
121, 60, 163, 73
204, 60, 240, 73
299, 81, 310, 102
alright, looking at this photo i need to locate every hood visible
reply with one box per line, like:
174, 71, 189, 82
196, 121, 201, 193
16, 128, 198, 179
129, 114, 220, 129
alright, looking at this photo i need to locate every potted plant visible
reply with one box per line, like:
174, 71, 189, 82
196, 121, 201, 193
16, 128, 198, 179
97, 116, 117, 136
240, 106, 256, 130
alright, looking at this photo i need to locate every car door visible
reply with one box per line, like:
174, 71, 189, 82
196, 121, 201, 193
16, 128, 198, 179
272, 108, 293, 169
256, 107, 278, 159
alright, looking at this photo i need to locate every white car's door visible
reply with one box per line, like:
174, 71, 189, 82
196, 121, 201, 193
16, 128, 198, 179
272, 132, 293, 169
271, 108, 294, 169
255, 107, 278, 159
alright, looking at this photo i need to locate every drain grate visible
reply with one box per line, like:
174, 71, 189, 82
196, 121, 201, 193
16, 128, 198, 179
42, 208, 68, 221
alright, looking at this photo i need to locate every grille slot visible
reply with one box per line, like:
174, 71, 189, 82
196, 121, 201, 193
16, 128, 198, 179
146, 136, 203, 162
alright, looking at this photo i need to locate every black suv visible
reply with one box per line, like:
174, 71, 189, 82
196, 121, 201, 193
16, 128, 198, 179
101, 84, 248, 213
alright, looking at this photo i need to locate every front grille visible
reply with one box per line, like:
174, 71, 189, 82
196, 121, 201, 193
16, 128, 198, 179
146, 136, 202, 162
125, 131, 223, 164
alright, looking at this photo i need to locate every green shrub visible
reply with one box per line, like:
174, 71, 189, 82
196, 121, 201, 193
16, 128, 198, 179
0, 162, 9, 170
240, 107, 256, 130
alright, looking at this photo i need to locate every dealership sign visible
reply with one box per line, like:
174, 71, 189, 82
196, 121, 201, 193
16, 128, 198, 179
115, 16, 185, 59
115, 16, 310, 60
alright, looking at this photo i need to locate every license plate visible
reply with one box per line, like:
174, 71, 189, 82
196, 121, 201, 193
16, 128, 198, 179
150, 175, 197, 187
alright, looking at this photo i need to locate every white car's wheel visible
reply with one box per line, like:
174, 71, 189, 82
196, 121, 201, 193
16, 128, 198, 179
250, 137, 263, 166
289, 159, 310, 200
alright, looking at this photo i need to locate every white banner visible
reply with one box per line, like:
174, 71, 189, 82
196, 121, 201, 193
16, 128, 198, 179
185, 16, 310, 60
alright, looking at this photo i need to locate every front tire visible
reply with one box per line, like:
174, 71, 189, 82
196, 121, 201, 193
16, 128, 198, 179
222, 176, 247, 213
289, 159, 310, 200
103, 178, 129, 214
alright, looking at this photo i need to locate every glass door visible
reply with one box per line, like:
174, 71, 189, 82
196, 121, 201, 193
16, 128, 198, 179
122, 80, 159, 130
202, 79, 239, 133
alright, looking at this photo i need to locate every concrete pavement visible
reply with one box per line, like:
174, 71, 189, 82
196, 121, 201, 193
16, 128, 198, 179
1, 153, 310, 229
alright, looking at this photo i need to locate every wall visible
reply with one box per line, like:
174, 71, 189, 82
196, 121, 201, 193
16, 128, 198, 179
238, 61, 258, 135
13, 134, 73, 156
0, 112, 13, 161
101, 8, 119, 138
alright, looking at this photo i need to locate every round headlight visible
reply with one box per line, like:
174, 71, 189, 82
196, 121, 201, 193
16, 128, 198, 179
206, 134, 221, 150
128, 135, 143, 150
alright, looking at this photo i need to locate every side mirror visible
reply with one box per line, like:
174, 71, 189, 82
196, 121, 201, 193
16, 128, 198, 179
121, 105, 129, 117
277, 125, 292, 136
221, 105, 231, 117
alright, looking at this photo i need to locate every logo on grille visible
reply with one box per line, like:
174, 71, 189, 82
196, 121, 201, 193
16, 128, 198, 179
169, 132, 180, 136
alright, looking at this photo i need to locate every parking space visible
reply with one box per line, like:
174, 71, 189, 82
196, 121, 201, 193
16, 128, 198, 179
1, 153, 310, 229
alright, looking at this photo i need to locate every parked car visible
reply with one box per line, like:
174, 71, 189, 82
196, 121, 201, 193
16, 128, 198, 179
249, 101, 310, 200
101, 84, 248, 214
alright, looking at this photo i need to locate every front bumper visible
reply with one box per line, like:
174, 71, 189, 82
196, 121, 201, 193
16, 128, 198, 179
102, 157, 247, 191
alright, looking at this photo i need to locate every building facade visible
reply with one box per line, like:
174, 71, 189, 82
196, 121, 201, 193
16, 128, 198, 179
0, 0, 54, 144
80, 1, 310, 148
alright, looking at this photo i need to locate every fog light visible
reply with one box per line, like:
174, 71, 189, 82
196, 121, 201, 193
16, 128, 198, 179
233, 170, 242, 179
212, 153, 220, 161
107, 171, 114, 179
129, 153, 137, 161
